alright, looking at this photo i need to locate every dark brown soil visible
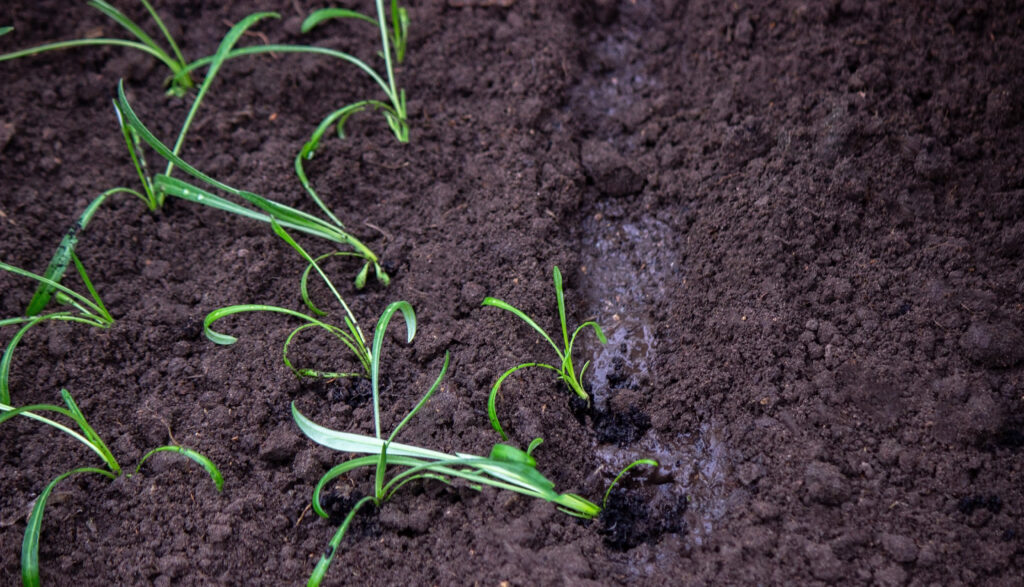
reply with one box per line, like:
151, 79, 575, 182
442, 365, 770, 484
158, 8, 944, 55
2, 0, 1023, 584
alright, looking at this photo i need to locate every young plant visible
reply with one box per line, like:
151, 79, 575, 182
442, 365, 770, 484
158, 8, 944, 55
114, 78, 389, 287
0, 254, 113, 405
203, 220, 374, 381
0, 0, 195, 96
0, 388, 222, 586
298, 0, 410, 143
292, 300, 651, 586
482, 266, 607, 439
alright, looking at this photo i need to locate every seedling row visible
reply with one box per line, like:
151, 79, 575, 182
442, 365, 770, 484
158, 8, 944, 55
0, 2, 660, 584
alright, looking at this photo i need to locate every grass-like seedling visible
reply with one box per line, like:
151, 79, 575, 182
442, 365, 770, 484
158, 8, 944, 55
291, 300, 656, 585
0, 388, 222, 586
482, 266, 607, 439
0, 255, 113, 405
8, 6, 399, 288
204, 220, 375, 380
114, 78, 389, 287
0, 0, 195, 96
297, 0, 409, 143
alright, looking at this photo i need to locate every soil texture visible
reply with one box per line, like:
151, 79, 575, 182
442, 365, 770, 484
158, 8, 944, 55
2, 0, 1023, 584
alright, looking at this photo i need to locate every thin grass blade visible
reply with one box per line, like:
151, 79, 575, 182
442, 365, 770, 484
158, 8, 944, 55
22, 467, 117, 587
306, 495, 376, 587
203, 304, 338, 345
301, 8, 375, 32
603, 459, 659, 509
1, 261, 106, 322
61, 389, 119, 474
0, 38, 178, 71
136, 445, 224, 492
370, 301, 415, 438
487, 362, 558, 440
25, 191, 107, 316
138, 0, 188, 70
387, 351, 449, 443
553, 266, 571, 350
164, 11, 280, 177
282, 322, 363, 379
70, 253, 112, 323
481, 297, 562, 360
292, 402, 452, 461
87, 0, 168, 60
526, 437, 543, 456
270, 219, 365, 335
1, 315, 49, 404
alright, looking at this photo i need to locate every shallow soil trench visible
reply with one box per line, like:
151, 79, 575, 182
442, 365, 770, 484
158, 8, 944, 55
568, 1, 728, 556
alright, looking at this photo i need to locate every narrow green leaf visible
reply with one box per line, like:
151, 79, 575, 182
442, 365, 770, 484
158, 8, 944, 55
486, 362, 558, 440
178, 45, 388, 97
70, 253, 112, 324
370, 301, 415, 439
374, 263, 391, 287
0, 26, 12, 37
113, 102, 158, 207
87, 1, 167, 61
155, 175, 349, 247
481, 297, 562, 360
22, 468, 116, 587
306, 495, 376, 587
526, 437, 543, 457
553, 266, 570, 351
269, 219, 365, 338
301, 252, 362, 316
165, 11, 280, 177
374, 442, 388, 500
61, 389, 120, 474
0, 401, 113, 464
301, 8, 376, 33
489, 443, 536, 468
387, 352, 449, 443
354, 262, 369, 290
1, 315, 50, 404
282, 322, 363, 379
136, 445, 224, 492
1, 262, 105, 322
0, 38, 179, 71
603, 459, 659, 509
137, 0, 189, 72
292, 402, 452, 461
203, 304, 338, 345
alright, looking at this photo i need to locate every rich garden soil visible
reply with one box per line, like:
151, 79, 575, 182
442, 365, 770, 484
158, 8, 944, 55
2, 0, 1023, 584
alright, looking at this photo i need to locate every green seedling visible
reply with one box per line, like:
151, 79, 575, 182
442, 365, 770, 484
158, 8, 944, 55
482, 266, 607, 439
292, 300, 655, 586
204, 220, 374, 380
298, 0, 409, 143
166, 0, 410, 143
114, 79, 388, 287
0, 389, 222, 586
0, 0, 195, 96
0, 255, 113, 405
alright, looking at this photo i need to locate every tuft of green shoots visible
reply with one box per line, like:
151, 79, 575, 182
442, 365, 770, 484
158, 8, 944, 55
0, 0, 195, 96
291, 300, 656, 586
0, 255, 113, 405
298, 0, 409, 142
204, 220, 374, 380
0, 388, 222, 586
482, 266, 607, 440
114, 80, 389, 287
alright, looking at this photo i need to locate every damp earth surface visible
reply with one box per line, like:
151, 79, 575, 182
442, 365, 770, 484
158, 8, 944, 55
1, 0, 1023, 584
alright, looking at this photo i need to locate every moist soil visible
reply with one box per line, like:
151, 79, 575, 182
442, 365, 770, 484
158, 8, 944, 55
2, 0, 1023, 584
